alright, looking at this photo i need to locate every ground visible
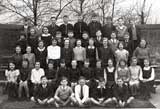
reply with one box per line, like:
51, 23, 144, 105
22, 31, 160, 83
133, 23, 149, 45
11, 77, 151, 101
0, 86, 160, 109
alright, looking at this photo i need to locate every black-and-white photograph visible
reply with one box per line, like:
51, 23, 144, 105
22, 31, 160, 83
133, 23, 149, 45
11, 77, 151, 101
0, 0, 159, 108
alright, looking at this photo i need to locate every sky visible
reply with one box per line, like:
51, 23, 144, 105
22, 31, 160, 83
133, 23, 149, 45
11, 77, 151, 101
0, 0, 159, 24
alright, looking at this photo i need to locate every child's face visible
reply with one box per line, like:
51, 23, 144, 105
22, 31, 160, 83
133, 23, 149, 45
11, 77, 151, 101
79, 79, 86, 86
108, 60, 113, 67
63, 17, 69, 23
56, 33, 62, 39
117, 79, 123, 86
64, 40, 69, 47
84, 62, 89, 68
76, 40, 81, 47
103, 39, 108, 47
132, 59, 137, 66
96, 31, 102, 36
61, 80, 68, 86
119, 43, 123, 49
30, 29, 35, 35
144, 59, 149, 67
82, 33, 89, 40
26, 47, 31, 53
111, 33, 116, 39
9, 63, 15, 70
41, 77, 48, 84
43, 27, 49, 34
99, 81, 105, 87
124, 34, 129, 40
20, 35, 25, 39
52, 40, 57, 46
15, 46, 21, 54
120, 61, 126, 67
71, 61, 77, 68
68, 32, 74, 38
48, 63, 54, 69
96, 62, 101, 68
38, 42, 44, 48
60, 63, 65, 67
22, 61, 28, 68
35, 62, 40, 70
118, 19, 124, 26
89, 39, 94, 46
140, 40, 146, 48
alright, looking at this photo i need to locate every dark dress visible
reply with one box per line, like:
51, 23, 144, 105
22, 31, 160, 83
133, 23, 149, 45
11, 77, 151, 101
34, 47, 47, 69
86, 46, 97, 68
41, 34, 52, 47
106, 67, 116, 88
141, 67, 154, 98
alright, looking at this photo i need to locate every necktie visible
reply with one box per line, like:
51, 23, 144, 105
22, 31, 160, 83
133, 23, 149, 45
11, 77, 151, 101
80, 85, 83, 99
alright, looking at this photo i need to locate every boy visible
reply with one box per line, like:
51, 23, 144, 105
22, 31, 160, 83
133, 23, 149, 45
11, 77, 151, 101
90, 77, 113, 106
69, 60, 81, 89
81, 60, 93, 82
97, 38, 115, 67
57, 60, 69, 81
81, 31, 89, 48
47, 38, 61, 69
31, 76, 53, 105
94, 30, 103, 48
61, 39, 73, 68
54, 77, 76, 107
94, 60, 105, 81
75, 76, 90, 107
16, 33, 27, 54
67, 30, 76, 48
55, 31, 64, 47
112, 78, 134, 107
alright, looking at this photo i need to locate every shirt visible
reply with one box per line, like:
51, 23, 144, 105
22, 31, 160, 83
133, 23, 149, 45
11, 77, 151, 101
129, 65, 142, 80
55, 85, 73, 100
75, 84, 89, 103
47, 45, 61, 60
73, 46, 86, 61
5, 69, 20, 82
115, 49, 129, 62
31, 68, 45, 84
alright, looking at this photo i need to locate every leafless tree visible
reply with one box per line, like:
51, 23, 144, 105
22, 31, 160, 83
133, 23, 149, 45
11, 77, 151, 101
0, 0, 73, 25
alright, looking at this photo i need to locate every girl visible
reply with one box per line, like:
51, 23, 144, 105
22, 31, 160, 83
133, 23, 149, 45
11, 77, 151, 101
12, 46, 23, 69
129, 57, 142, 97
115, 42, 129, 66
115, 59, 130, 84
39, 26, 52, 47
23, 46, 35, 69
86, 38, 97, 68
73, 39, 86, 68
105, 59, 116, 88
139, 59, 155, 99
5, 62, 20, 99
133, 39, 150, 68
18, 59, 30, 99
34, 40, 47, 69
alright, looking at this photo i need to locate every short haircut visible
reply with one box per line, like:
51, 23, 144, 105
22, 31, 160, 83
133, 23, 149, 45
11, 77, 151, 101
63, 15, 68, 18
51, 16, 56, 19
79, 76, 86, 81
61, 76, 68, 81
41, 75, 47, 80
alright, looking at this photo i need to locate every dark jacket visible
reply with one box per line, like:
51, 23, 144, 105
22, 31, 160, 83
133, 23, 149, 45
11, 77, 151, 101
59, 23, 74, 37
47, 24, 59, 37
102, 24, 115, 39
74, 21, 88, 39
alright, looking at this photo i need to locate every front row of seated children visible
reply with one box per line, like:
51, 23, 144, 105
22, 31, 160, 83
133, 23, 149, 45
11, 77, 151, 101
5, 57, 155, 108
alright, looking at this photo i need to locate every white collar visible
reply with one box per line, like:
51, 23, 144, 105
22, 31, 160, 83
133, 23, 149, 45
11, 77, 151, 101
42, 33, 51, 37
97, 85, 106, 89
88, 46, 95, 49
37, 47, 45, 51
